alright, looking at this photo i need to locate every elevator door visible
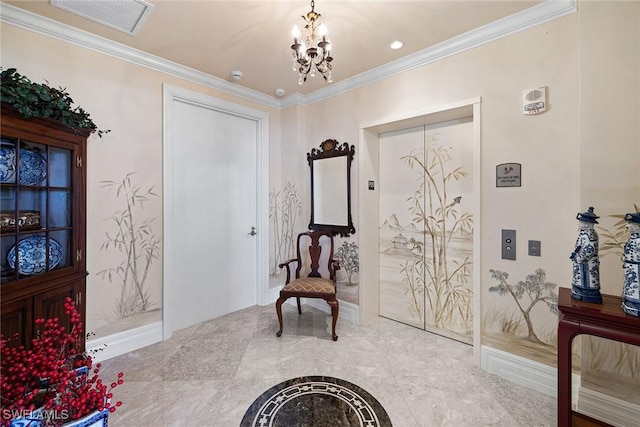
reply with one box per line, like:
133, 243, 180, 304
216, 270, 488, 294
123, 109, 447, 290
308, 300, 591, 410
378, 118, 474, 343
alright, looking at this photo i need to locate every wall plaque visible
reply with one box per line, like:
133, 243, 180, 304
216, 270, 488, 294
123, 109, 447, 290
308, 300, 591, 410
496, 163, 521, 187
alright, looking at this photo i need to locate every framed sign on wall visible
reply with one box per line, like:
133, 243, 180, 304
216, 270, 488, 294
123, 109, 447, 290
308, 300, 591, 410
496, 163, 521, 187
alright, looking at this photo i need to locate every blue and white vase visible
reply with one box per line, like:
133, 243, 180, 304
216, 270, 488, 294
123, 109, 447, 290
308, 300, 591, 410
9, 408, 108, 427
62, 409, 109, 427
9, 408, 42, 427
570, 207, 602, 303
622, 212, 640, 317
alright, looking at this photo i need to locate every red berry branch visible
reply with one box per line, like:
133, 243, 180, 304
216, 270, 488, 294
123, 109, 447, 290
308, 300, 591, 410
0, 297, 123, 426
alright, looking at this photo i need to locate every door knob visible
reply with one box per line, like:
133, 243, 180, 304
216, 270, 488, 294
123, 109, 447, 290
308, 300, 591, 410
247, 227, 257, 236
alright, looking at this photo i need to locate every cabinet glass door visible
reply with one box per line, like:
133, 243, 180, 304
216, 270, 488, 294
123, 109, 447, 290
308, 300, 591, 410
0, 138, 74, 283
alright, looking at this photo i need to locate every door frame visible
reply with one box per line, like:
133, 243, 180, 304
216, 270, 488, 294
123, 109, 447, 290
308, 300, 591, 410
162, 84, 269, 340
358, 97, 481, 361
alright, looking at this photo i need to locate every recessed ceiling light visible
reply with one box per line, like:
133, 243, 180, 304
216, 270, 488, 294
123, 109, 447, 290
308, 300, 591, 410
390, 41, 404, 50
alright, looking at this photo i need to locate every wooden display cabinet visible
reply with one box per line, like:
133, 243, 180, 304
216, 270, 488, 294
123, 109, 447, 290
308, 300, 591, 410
0, 103, 88, 348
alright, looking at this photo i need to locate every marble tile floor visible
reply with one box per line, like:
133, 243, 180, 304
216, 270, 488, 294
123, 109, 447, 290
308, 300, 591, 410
99, 304, 556, 426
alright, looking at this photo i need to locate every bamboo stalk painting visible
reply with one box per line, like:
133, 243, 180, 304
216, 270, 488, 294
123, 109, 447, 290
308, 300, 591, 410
379, 123, 474, 342
269, 182, 302, 275
97, 172, 160, 319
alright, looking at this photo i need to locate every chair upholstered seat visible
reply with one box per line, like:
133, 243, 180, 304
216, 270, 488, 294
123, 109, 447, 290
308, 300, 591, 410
276, 231, 340, 341
282, 277, 335, 294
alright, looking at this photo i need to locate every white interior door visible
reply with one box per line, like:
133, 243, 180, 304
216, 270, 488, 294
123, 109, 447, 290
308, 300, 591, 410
164, 87, 267, 333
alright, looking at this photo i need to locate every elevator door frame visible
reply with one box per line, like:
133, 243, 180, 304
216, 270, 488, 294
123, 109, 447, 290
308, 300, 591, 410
358, 97, 481, 362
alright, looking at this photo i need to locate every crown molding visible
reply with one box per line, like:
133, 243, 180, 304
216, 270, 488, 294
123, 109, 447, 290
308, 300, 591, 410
295, 0, 577, 106
279, 92, 307, 109
2, 1, 576, 109
0, 3, 281, 109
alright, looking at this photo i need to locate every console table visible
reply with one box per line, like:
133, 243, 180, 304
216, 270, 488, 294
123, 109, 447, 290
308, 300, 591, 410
557, 287, 640, 426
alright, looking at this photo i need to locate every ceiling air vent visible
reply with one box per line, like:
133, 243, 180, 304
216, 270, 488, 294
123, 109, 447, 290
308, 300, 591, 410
50, 0, 154, 35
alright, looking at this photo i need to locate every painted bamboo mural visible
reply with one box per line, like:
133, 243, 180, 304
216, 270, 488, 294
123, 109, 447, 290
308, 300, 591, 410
97, 172, 160, 319
379, 122, 474, 342
269, 182, 302, 275
402, 136, 473, 333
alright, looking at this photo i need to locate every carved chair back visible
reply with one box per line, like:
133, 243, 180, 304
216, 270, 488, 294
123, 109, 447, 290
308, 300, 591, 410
293, 231, 336, 283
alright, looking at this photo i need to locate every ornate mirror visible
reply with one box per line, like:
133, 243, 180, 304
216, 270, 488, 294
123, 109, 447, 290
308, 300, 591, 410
308, 139, 355, 237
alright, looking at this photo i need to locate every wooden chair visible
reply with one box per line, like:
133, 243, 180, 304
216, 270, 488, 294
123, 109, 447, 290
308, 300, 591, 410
276, 231, 340, 341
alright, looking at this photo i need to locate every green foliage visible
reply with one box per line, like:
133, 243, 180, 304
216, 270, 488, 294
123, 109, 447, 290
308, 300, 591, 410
0, 68, 110, 137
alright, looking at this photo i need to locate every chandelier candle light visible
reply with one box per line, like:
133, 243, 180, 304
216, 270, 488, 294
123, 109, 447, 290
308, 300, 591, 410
291, 0, 333, 84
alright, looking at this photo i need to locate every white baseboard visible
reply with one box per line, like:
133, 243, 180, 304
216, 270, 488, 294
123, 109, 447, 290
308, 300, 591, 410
86, 321, 163, 363
577, 387, 640, 427
481, 345, 581, 403
481, 345, 639, 425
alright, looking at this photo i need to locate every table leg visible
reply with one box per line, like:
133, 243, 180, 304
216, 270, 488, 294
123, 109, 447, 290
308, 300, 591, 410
557, 315, 580, 427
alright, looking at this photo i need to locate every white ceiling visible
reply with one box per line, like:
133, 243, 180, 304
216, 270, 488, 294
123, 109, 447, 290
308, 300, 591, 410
3, 0, 543, 98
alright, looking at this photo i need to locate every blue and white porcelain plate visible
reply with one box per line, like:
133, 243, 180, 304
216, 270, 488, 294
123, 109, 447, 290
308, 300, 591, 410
19, 148, 47, 185
0, 141, 17, 183
7, 236, 63, 275
0, 141, 47, 185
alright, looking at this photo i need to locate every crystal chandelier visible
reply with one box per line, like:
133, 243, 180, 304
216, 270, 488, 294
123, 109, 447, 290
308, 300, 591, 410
291, 0, 333, 85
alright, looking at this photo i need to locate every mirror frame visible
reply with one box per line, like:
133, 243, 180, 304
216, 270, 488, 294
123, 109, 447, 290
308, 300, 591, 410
308, 139, 356, 237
